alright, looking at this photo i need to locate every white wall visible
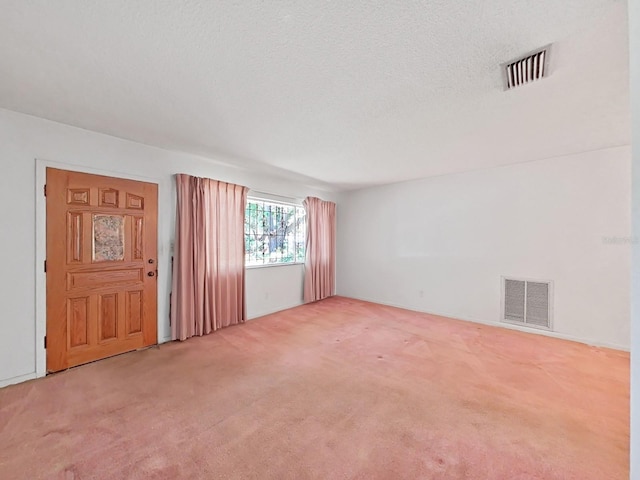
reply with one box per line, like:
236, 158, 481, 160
629, 0, 639, 474
245, 264, 305, 319
0, 108, 338, 387
337, 146, 631, 349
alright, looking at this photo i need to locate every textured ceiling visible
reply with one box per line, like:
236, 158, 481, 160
0, 0, 630, 191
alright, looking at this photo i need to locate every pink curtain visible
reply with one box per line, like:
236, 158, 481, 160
303, 197, 337, 303
171, 174, 248, 341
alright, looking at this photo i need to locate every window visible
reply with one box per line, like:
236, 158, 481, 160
244, 197, 306, 266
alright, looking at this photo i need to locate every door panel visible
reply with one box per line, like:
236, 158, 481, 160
46, 168, 158, 372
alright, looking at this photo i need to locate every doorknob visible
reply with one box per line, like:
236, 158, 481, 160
147, 271, 155, 277
148, 259, 155, 264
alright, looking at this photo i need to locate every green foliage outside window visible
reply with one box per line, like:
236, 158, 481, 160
244, 198, 305, 266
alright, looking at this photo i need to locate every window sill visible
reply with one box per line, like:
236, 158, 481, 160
245, 262, 305, 270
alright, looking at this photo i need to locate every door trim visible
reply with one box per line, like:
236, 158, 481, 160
35, 158, 164, 378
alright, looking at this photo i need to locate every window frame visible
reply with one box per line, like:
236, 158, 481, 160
244, 196, 306, 269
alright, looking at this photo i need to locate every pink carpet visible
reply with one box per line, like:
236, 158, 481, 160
0, 297, 629, 479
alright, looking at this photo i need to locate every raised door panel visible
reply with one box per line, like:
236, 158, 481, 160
98, 293, 118, 342
99, 188, 119, 207
67, 268, 143, 291
67, 188, 90, 205
126, 193, 144, 210
132, 217, 144, 260
67, 212, 83, 264
126, 290, 143, 336
67, 296, 89, 349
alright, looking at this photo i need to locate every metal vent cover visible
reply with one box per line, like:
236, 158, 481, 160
501, 277, 552, 330
502, 45, 551, 90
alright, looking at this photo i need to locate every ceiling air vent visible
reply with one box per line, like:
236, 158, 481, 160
501, 277, 553, 330
502, 45, 551, 90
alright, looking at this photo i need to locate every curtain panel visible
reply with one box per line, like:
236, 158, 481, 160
171, 174, 248, 341
303, 197, 337, 303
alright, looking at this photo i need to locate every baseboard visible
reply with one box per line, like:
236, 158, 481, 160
247, 301, 304, 321
341, 295, 630, 352
0, 372, 37, 389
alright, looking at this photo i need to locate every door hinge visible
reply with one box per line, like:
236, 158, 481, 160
44, 260, 47, 273
44, 336, 47, 349
44, 184, 47, 196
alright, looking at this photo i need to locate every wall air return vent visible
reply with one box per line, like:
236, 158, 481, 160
501, 277, 552, 330
502, 45, 551, 90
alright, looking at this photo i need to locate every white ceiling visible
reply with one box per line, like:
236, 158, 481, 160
0, 0, 630, 191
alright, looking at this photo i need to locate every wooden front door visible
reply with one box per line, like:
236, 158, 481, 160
46, 168, 158, 372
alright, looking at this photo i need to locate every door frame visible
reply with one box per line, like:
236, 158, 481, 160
35, 158, 164, 378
